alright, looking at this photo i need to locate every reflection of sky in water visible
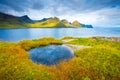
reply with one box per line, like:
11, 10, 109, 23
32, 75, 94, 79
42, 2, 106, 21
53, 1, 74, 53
0, 29, 31, 41
29, 45, 74, 65
0, 27, 120, 42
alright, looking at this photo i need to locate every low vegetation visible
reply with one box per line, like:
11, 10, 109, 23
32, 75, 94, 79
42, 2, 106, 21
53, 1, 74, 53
18, 37, 62, 50
0, 37, 120, 80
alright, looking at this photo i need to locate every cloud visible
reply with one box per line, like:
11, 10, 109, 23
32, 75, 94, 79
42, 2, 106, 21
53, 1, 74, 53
0, 0, 31, 12
0, 0, 120, 26
0, 0, 51, 12
57, 7, 120, 27
59, 0, 120, 12
91, 7, 120, 26
0, 0, 120, 13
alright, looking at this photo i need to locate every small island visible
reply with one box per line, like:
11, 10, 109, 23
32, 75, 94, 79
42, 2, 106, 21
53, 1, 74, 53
0, 12, 93, 28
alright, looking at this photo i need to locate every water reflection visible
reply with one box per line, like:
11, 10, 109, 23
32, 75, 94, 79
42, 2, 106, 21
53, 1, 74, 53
29, 45, 74, 65
0, 29, 31, 41
0, 27, 120, 42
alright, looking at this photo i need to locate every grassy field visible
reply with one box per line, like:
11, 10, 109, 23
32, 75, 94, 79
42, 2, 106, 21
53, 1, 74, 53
0, 37, 120, 80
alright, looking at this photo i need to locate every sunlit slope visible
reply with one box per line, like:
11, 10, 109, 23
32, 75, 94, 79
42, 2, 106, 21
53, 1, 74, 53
0, 12, 93, 28
28, 17, 67, 28
28, 17, 92, 28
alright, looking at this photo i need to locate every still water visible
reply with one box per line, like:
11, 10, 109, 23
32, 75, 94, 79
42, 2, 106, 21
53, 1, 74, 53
0, 27, 120, 42
29, 45, 74, 65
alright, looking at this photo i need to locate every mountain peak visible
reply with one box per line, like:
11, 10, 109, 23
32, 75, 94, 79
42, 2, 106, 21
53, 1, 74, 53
61, 19, 69, 23
45, 17, 60, 23
21, 15, 29, 19
72, 20, 81, 27
73, 20, 79, 24
53, 17, 60, 21
20, 15, 33, 23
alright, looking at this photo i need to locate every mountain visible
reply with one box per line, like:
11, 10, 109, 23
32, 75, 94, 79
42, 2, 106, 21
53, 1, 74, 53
20, 15, 33, 23
29, 17, 93, 28
28, 17, 67, 28
72, 20, 83, 28
61, 19, 73, 27
80, 23, 93, 28
0, 12, 33, 28
0, 12, 93, 28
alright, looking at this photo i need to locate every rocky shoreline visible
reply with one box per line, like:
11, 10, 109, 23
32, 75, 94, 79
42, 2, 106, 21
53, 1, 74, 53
62, 36, 120, 53
90, 37, 120, 42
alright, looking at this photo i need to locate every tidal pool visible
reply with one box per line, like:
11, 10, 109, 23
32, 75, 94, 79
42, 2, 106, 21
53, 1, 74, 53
29, 45, 74, 65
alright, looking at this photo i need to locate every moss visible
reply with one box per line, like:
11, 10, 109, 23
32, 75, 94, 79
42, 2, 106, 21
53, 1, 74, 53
18, 37, 62, 50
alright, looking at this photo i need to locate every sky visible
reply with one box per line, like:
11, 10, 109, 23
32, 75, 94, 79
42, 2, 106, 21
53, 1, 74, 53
0, 0, 120, 27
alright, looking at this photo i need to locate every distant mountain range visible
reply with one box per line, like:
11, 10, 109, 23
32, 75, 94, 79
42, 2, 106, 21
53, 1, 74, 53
0, 12, 93, 28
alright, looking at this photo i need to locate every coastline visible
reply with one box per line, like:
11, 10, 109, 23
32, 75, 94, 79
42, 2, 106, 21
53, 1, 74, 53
0, 27, 93, 29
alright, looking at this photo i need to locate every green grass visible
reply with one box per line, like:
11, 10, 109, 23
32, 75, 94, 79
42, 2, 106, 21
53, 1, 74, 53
0, 38, 62, 80
66, 37, 120, 49
18, 37, 62, 50
0, 37, 120, 80
73, 45, 120, 80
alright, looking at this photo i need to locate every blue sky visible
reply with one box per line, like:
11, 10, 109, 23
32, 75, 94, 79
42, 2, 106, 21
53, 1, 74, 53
0, 0, 120, 27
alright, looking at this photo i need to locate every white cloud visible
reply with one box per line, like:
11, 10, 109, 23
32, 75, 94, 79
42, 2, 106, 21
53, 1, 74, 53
4, 5, 120, 27
58, 7, 120, 27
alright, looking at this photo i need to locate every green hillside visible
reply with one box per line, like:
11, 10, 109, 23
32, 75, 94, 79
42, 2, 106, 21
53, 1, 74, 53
28, 17, 67, 28
0, 12, 33, 28
0, 12, 93, 28
28, 17, 92, 28
72, 20, 83, 27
